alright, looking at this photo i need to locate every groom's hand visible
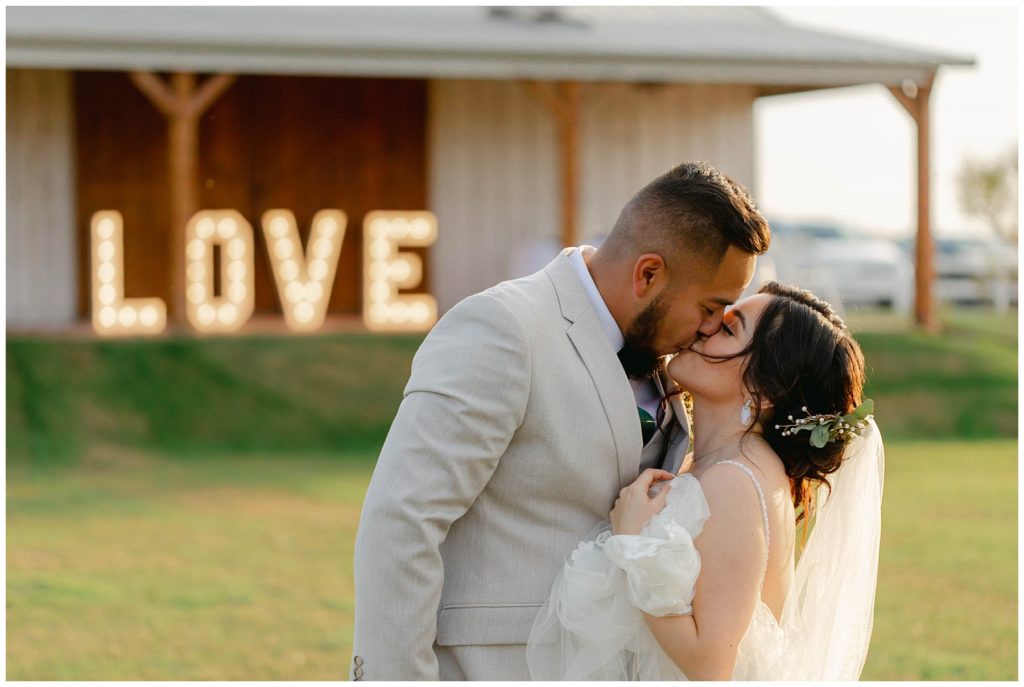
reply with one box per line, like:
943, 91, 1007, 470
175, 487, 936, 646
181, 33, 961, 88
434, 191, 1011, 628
610, 468, 677, 535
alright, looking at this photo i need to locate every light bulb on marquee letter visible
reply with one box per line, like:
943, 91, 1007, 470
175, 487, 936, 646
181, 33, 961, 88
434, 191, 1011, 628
260, 209, 346, 333
362, 211, 438, 332
185, 210, 255, 334
90, 211, 167, 337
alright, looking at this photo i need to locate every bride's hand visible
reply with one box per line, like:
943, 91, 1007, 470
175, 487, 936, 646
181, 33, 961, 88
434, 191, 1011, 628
610, 468, 677, 535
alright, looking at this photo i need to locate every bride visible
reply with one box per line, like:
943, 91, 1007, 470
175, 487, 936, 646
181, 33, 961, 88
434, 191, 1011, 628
526, 281, 884, 680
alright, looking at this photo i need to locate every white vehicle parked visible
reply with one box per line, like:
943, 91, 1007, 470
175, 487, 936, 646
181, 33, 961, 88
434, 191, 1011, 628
764, 221, 913, 313
900, 236, 1018, 308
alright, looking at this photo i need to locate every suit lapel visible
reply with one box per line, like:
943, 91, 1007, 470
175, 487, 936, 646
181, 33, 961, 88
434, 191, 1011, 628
546, 249, 641, 488
566, 314, 641, 488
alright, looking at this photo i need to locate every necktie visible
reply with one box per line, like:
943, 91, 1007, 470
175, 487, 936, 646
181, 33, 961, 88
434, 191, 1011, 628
638, 405, 658, 446
619, 349, 659, 446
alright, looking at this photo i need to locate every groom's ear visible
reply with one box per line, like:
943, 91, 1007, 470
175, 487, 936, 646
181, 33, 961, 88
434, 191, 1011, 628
632, 253, 667, 298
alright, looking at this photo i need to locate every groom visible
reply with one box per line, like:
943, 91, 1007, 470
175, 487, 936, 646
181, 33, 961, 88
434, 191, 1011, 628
351, 161, 771, 680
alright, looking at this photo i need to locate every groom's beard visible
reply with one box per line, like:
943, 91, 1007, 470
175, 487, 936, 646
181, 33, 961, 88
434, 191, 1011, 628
618, 294, 668, 381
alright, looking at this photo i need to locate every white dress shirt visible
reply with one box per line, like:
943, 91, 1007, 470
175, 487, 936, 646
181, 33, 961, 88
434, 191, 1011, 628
568, 246, 662, 420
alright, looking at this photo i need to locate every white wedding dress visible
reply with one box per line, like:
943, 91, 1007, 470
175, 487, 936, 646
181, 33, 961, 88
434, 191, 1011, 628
526, 420, 884, 681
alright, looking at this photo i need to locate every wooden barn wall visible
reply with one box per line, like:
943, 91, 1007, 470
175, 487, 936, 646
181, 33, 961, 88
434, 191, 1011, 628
427, 80, 560, 314
73, 72, 428, 319
428, 80, 757, 312
577, 83, 758, 242
12, 72, 754, 325
6, 69, 78, 327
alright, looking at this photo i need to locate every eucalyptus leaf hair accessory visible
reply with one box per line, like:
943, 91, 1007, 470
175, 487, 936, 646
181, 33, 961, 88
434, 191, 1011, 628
776, 398, 875, 448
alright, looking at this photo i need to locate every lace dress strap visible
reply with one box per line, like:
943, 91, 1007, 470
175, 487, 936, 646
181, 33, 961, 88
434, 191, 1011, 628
713, 459, 770, 590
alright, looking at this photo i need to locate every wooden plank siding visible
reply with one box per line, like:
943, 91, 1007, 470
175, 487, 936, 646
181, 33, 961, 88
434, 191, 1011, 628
578, 82, 757, 240
9, 71, 756, 326
428, 80, 757, 312
72, 72, 429, 320
428, 79, 560, 314
6, 69, 79, 326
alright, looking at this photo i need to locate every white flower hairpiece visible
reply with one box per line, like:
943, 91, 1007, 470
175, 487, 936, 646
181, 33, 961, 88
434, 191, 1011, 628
775, 398, 875, 448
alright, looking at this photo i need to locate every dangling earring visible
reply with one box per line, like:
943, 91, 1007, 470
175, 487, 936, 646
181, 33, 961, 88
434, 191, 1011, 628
740, 398, 753, 425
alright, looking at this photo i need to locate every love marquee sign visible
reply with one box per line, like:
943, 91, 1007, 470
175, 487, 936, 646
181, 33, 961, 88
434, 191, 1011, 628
90, 209, 438, 337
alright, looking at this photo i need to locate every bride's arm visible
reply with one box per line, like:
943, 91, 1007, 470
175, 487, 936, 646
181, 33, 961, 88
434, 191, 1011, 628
642, 465, 766, 680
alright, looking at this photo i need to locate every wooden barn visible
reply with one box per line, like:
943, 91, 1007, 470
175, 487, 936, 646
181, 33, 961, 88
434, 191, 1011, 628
6, 6, 969, 332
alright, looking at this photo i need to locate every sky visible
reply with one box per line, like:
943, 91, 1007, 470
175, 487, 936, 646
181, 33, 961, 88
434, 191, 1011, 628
754, 5, 1018, 239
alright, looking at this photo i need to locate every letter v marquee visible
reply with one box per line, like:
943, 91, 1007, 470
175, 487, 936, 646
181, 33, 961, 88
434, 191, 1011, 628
261, 209, 346, 333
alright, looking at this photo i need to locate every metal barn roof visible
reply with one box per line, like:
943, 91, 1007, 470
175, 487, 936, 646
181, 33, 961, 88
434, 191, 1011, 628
7, 6, 972, 88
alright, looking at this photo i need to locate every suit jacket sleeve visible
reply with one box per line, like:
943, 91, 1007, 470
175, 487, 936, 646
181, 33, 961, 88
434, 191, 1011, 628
351, 292, 532, 679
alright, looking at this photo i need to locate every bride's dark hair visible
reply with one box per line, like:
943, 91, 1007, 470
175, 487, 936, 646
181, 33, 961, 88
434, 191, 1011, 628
746, 282, 866, 520
675, 281, 867, 523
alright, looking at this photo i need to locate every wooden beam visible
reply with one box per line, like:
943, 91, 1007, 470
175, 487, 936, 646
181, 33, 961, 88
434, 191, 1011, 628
759, 84, 823, 98
524, 81, 569, 121
558, 82, 582, 249
186, 73, 237, 119
129, 71, 181, 117
167, 73, 199, 324
914, 82, 937, 332
522, 80, 584, 248
129, 71, 236, 325
887, 85, 917, 117
888, 76, 938, 332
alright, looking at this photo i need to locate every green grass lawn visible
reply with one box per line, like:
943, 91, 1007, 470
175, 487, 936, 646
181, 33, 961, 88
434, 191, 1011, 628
7, 450, 374, 680
862, 440, 1017, 680
6, 439, 1016, 680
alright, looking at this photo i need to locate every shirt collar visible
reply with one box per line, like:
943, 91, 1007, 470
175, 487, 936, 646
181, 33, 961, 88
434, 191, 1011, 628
568, 245, 625, 352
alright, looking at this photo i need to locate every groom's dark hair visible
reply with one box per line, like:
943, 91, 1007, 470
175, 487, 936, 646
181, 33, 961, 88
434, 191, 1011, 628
603, 161, 770, 279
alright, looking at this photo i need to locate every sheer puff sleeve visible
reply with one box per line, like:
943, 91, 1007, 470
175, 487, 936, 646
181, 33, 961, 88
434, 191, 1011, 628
527, 474, 710, 680
602, 474, 709, 616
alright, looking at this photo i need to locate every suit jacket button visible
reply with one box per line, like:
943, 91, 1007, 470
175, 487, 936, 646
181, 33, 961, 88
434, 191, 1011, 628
353, 667, 364, 680
354, 656, 363, 667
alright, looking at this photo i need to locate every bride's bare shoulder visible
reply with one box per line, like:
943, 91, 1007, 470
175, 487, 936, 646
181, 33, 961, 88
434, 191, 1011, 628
743, 441, 790, 490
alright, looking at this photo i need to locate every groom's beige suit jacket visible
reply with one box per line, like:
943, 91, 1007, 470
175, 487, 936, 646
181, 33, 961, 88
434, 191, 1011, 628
351, 248, 691, 680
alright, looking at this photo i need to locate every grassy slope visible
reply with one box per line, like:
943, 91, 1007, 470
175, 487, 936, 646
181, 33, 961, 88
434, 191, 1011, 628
6, 333, 423, 462
852, 310, 1018, 439
6, 311, 1018, 463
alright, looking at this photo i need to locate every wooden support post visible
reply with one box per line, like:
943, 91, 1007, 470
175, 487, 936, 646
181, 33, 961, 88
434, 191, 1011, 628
889, 76, 938, 332
524, 80, 584, 248
557, 82, 582, 249
129, 71, 236, 324
169, 73, 199, 325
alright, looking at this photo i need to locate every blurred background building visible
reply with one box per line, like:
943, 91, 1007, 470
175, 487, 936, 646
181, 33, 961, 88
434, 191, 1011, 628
7, 6, 981, 331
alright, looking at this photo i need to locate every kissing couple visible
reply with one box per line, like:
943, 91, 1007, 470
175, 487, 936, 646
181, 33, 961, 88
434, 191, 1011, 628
351, 161, 884, 680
